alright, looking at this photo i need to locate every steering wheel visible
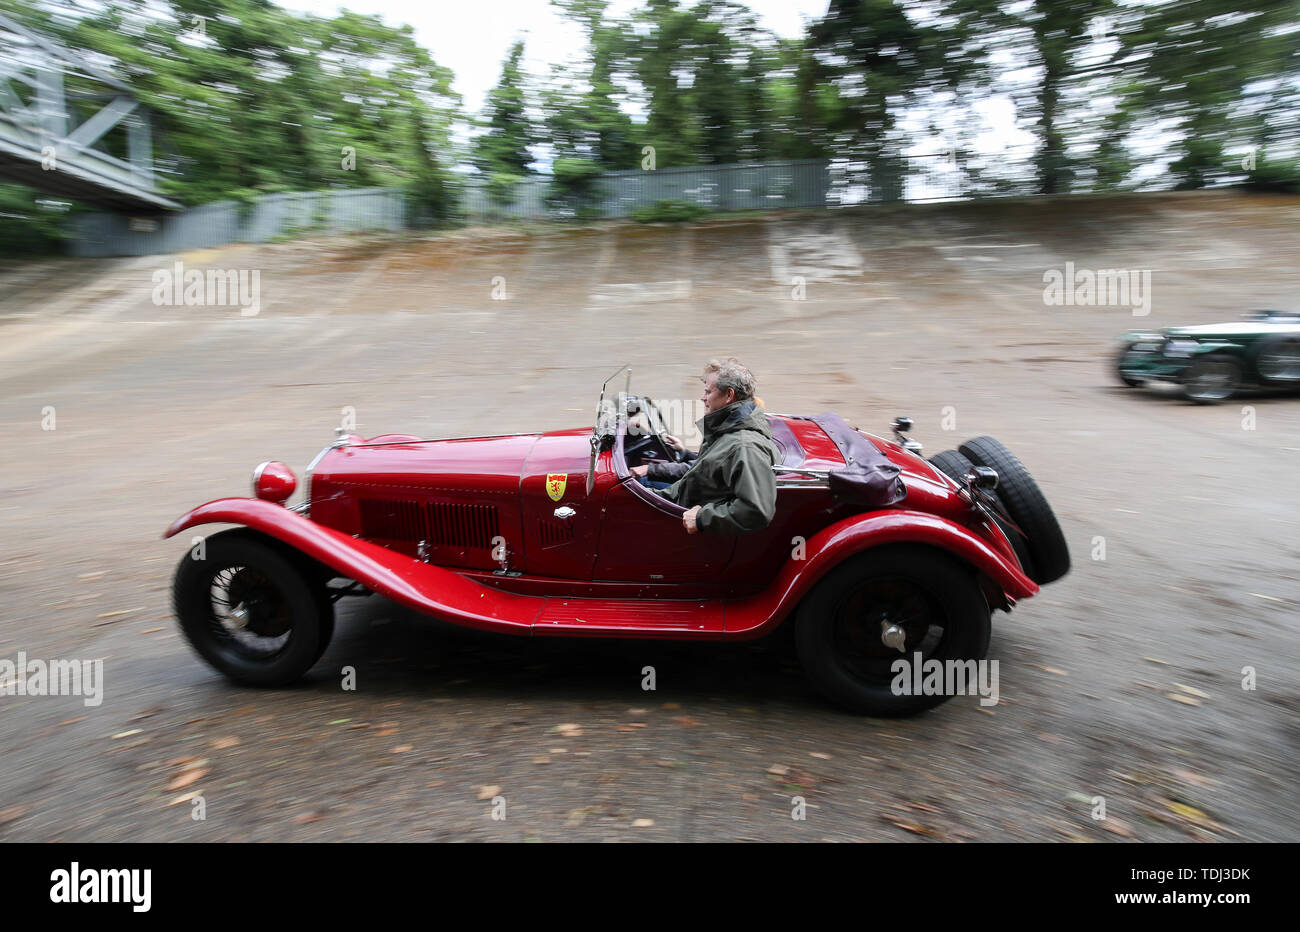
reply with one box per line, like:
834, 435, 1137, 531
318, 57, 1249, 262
624, 428, 675, 465
626, 398, 686, 465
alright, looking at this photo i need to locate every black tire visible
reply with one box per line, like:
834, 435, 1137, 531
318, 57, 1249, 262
927, 449, 974, 485
796, 546, 991, 716
929, 449, 1036, 580
958, 436, 1070, 585
173, 531, 331, 685
1180, 354, 1241, 404
1256, 336, 1300, 384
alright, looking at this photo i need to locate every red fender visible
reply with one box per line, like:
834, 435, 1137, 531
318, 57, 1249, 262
164, 498, 542, 635
165, 501, 1035, 640
721, 510, 1038, 637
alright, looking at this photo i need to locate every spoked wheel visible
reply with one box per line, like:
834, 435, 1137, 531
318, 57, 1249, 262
173, 531, 332, 685
1181, 355, 1241, 404
796, 546, 990, 716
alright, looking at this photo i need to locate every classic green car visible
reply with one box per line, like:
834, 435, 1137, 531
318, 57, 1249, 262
1115, 310, 1300, 403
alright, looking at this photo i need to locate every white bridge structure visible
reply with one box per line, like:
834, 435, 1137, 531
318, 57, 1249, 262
0, 12, 178, 211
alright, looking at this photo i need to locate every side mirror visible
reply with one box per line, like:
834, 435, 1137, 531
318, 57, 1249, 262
891, 416, 913, 433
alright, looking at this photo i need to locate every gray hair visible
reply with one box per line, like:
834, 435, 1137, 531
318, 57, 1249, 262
705, 357, 756, 401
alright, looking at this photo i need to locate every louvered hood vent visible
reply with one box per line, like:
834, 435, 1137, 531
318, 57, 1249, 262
359, 499, 500, 549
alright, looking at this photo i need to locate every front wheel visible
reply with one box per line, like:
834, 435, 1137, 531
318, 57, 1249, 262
172, 532, 332, 686
1181, 354, 1241, 404
1114, 347, 1144, 387
796, 546, 991, 716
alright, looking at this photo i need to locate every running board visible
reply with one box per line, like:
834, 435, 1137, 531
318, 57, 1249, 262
532, 597, 725, 637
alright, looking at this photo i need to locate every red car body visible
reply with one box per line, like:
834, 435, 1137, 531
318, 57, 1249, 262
165, 411, 1036, 640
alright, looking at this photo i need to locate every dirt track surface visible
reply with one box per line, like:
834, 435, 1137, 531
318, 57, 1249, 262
2, 190, 1299, 842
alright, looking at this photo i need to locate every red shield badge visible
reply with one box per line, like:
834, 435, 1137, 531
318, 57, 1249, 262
546, 473, 567, 502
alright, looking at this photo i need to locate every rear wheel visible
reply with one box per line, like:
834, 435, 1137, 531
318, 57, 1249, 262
1181, 354, 1240, 404
796, 546, 991, 716
173, 532, 331, 685
958, 436, 1070, 585
1257, 336, 1300, 384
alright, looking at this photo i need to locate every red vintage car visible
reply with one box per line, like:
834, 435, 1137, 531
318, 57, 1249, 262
164, 374, 1070, 715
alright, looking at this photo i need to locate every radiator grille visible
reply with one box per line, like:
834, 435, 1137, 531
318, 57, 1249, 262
359, 499, 500, 549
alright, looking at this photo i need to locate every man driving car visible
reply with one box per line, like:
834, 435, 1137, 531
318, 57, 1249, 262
631, 359, 779, 535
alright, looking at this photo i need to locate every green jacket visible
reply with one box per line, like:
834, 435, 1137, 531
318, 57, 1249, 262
651, 399, 779, 535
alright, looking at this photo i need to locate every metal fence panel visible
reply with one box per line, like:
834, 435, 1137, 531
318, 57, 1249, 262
67, 158, 933, 256
67, 186, 408, 257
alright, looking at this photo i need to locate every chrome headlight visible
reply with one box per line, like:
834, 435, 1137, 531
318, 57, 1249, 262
1163, 340, 1199, 357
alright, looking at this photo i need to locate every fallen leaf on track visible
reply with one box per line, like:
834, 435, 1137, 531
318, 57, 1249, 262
166, 769, 207, 790
882, 815, 936, 836
1100, 818, 1134, 837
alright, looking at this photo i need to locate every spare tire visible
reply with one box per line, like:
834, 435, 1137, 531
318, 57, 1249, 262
929, 449, 1036, 581
928, 449, 973, 484
957, 437, 1070, 586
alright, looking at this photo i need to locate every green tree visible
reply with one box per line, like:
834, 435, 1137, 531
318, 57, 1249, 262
808, 0, 989, 201
1115, 0, 1299, 189
472, 39, 538, 209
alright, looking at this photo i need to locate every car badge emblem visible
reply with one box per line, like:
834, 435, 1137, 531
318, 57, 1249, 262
546, 473, 567, 502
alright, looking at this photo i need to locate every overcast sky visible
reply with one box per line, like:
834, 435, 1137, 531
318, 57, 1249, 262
280, 0, 832, 119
